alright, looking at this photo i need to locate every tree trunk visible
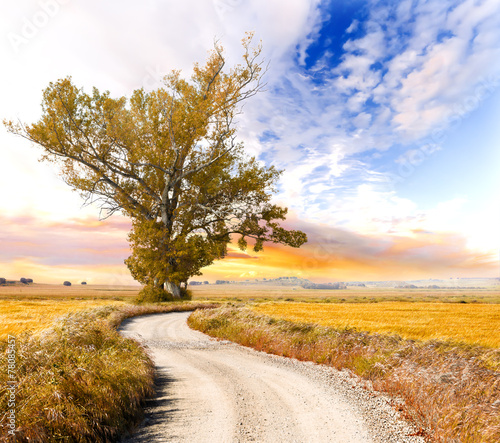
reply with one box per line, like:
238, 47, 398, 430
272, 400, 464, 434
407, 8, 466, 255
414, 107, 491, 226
164, 280, 181, 299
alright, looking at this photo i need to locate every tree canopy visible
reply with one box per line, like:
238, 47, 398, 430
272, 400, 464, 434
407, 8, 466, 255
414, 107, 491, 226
5, 34, 307, 298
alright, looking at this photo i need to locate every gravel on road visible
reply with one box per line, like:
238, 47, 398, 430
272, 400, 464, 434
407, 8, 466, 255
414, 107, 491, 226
119, 312, 425, 443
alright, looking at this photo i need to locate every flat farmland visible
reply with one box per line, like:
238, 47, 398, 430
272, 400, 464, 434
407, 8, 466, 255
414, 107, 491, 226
0, 283, 140, 300
252, 301, 500, 348
0, 284, 139, 338
2, 283, 499, 343
0, 298, 126, 338
189, 283, 500, 303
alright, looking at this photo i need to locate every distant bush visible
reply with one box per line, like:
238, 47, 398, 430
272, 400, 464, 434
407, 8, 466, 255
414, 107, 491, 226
81, 282, 87, 285
0, 278, 6, 285
63, 281, 71, 286
180, 287, 192, 300
135, 285, 174, 304
135, 285, 192, 304
20, 278, 28, 284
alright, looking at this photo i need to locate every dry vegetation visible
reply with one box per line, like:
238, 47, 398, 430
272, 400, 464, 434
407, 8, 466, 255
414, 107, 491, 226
0, 299, 126, 339
189, 305, 500, 442
252, 301, 500, 348
0, 283, 140, 338
0, 301, 216, 442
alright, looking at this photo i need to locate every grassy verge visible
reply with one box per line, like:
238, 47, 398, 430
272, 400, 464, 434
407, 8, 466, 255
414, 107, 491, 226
0, 302, 217, 442
188, 305, 500, 442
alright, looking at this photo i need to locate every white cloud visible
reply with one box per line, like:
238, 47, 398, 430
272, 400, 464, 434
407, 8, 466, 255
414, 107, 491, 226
243, 0, 500, 236
346, 19, 359, 34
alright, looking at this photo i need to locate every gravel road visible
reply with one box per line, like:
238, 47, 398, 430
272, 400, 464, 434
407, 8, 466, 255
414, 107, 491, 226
119, 312, 425, 443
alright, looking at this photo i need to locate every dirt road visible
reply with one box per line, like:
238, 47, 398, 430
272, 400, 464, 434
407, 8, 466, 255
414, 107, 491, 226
119, 312, 424, 443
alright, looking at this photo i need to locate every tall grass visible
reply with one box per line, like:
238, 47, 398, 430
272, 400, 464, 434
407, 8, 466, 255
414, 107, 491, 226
0, 302, 217, 442
189, 306, 500, 442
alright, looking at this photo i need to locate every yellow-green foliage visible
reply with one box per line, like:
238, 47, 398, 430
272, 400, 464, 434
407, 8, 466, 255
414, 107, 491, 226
0, 299, 125, 339
252, 301, 500, 348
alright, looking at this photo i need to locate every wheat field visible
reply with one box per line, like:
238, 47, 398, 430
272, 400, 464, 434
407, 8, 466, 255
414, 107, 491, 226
252, 301, 500, 348
0, 299, 126, 338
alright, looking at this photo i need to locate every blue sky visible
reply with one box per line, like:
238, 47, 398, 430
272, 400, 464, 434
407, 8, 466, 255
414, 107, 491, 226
0, 0, 499, 283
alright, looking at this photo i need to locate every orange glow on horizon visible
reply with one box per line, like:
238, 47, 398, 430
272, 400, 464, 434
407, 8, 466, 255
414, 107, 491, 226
0, 213, 498, 285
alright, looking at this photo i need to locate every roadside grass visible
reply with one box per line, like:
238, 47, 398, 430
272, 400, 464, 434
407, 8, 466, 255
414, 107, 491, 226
188, 305, 500, 443
0, 302, 217, 442
251, 301, 500, 348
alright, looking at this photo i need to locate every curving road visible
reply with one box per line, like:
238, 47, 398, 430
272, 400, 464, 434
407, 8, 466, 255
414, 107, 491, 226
119, 312, 424, 443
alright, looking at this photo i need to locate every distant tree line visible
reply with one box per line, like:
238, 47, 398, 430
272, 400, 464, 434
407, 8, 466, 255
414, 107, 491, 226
301, 282, 347, 290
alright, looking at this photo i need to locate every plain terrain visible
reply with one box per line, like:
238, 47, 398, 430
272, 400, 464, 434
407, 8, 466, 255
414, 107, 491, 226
2, 282, 499, 340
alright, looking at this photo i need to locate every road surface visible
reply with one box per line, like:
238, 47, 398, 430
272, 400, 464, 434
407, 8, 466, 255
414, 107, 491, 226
119, 312, 424, 443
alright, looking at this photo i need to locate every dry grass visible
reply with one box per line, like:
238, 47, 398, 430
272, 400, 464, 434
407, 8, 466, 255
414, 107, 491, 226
0, 307, 154, 442
252, 302, 500, 348
189, 305, 500, 442
0, 302, 217, 442
0, 299, 126, 339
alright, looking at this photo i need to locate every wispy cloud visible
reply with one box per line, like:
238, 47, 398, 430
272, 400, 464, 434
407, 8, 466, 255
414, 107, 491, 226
241, 0, 500, 237
0, 214, 130, 267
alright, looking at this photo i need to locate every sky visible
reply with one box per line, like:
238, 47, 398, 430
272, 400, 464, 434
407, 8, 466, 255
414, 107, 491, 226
0, 0, 499, 285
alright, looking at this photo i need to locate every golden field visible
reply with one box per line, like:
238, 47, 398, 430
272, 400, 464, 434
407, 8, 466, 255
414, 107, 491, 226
252, 301, 500, 348
0, 284, 138, 337
2, 282, 500, 345
0, 298, 126, 338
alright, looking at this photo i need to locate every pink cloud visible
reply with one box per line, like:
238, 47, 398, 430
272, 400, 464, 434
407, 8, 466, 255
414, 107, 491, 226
0, 214, 130, 267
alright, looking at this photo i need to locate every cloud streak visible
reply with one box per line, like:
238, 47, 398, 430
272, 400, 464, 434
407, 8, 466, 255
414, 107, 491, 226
203, 214, 498, 281
0, 214, 130, 267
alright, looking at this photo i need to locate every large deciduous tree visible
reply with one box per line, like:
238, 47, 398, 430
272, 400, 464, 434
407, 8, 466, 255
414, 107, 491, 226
5, 35, 307, 299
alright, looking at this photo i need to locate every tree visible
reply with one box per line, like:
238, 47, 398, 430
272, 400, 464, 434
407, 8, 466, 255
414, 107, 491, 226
4, 34, 307, 299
